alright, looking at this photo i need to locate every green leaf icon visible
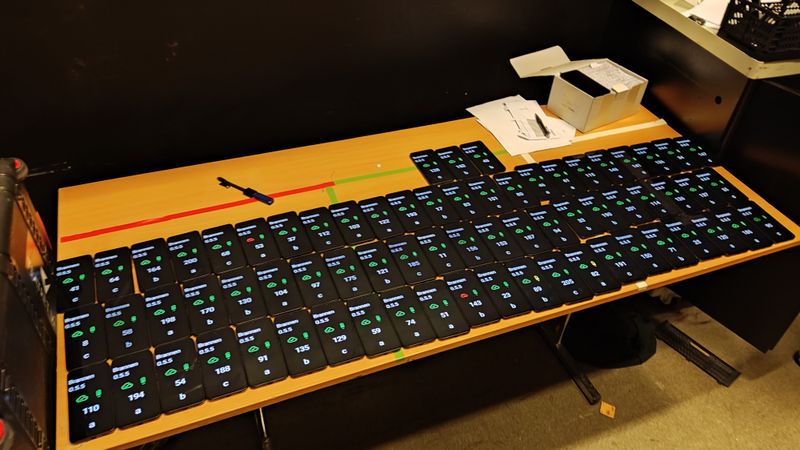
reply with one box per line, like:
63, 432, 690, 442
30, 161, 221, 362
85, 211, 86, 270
207, 356, 220, 364
248, 345, 260, 353
193, 299, 204, 306
62, 277, 74, 284
71, 330, 84, 338
140, 259, 151, 266
113, 320, 125, 327
101, 268, 113, 276
177, 251, 188, 258
324, 326, 335, 334
287, 336, 298, 344
154, 308, 165, 316
395, 311, 406, 317
75, 394, 89, 404
165, 368, 177, 377
121, 382, 134, 391
360, 319, 372, 326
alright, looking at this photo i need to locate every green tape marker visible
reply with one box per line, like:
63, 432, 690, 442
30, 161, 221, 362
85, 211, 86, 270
335, 166, 418, 185
325, 186, 339, 204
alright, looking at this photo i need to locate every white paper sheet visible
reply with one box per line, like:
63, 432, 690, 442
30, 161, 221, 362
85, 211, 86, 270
467, 96, 576, 156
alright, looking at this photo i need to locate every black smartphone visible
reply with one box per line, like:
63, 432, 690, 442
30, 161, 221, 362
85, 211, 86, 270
559, 70, 610, 97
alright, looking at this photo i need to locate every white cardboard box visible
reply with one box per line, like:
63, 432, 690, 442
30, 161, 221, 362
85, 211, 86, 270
510, 46, 648, 132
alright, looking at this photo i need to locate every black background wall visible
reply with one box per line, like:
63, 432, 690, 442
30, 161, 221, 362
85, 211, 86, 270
1, 0, 616, 239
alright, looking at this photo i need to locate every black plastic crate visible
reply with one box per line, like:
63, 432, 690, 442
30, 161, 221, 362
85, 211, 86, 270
719, 0, 800, 61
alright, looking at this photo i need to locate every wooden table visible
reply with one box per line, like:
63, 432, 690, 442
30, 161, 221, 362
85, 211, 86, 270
55, 107, 800, 449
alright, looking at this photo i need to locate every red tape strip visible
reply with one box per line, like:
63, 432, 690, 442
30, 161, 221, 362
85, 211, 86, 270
60, 181, 335, 243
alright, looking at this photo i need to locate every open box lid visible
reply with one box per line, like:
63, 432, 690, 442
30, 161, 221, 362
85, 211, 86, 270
510, 45, 603, 78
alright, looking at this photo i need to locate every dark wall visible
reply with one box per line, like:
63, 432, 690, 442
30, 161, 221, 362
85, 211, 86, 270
722, 76, 800, 222
603, 0, 747, 155
1, 0, 615, 238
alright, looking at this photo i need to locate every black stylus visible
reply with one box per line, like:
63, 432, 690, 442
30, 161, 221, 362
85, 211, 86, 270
218, 177, 274, 205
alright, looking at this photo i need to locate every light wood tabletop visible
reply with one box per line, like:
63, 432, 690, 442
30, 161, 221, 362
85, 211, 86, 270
55, 106, 800, 449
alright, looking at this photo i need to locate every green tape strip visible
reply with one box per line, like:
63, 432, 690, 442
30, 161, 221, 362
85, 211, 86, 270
335, 166, 417, 185
393, 349, 405, 361
325, 186, 339, 204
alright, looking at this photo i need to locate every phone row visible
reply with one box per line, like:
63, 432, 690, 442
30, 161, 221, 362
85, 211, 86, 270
410, 138, 714, 189
64, 202, 792, 371
56, 165, 751, 312
67, 277, 544, 443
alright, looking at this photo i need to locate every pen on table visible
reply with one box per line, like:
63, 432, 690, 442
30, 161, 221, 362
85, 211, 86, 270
218, 177, 274, 205
535, 113, 551, 138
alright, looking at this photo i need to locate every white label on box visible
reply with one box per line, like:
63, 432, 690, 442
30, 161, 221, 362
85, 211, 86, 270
579, 61, 641, 92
